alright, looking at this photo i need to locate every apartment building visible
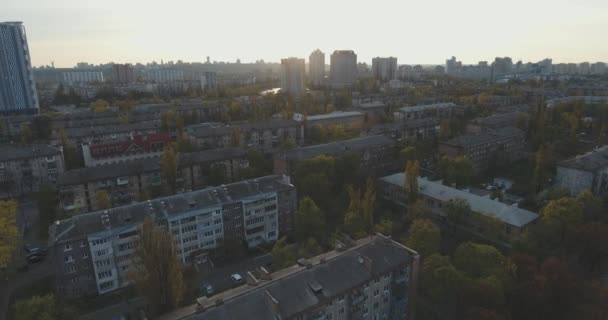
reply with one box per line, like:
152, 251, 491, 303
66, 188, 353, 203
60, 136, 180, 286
52, 121, 163, 145
555, 145, 608, 196
0, 144, 64, 198
379, 173, 538, 236
394, 103, 455, 121
159, 234, 419, 320
438, 127, 526, 171
186, 120, 303, 153
50, 175, 297, 298
274, 135, 397, 177
365, 118, 439, 143
466, 112, 527, 134
58, 148, 249, 213
81, 132, 172, 167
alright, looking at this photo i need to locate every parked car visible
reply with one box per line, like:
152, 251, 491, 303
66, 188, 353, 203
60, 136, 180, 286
27, 254, 45, 264
230, 273, 243, 284
200, 283, 214, 297
24, 244, 48, 256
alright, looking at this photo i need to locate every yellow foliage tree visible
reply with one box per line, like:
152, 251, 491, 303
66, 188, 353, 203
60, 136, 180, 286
0, 200, 18, 267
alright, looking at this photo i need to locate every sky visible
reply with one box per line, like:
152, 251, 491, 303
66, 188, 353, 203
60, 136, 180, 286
3, 0, 608, 67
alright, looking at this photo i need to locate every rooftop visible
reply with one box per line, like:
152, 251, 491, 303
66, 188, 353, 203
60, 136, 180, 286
471, 112, 525, 128
306, 111, 364, 121
380, 173, 538, 228
397, 102, 456, 113
285, 135, 394, 161
0, 144, 62, 162
441, 127, 524, 148
52, 175, 293, 241
187, 120, 300, 138
58, 148, 247, 186
558, 145, 608, 172
159, 235, 417, 320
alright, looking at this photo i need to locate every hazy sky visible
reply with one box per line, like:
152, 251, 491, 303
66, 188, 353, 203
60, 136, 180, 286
3, 0, 608, 67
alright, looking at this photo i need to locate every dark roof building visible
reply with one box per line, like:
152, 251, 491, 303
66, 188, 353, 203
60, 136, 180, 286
555, 145, 608, 195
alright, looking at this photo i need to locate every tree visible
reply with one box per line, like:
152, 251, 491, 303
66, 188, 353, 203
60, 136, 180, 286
445, 198, 472, 225
161, 145, 178, 194
0, 200, 18, 267
295, 197, 326, 243
400, 146, 417, 163
96, 190, 111, 209
14, 294, 77, 320
405, 160, 420, 202
406, 219, 441, 257
361, 177, 376, 235
20, 123, 32, 143
230, 127, 241, 147
532, 146, 546, 194
343, 185, 366, 238
541, 197, 583, 243
452, 242, 512, 280
271, 237, 296, 270
130, 218, 184, 314
298, 237, 323, 259
36, 185, 58, 237
91, 99, 109, 112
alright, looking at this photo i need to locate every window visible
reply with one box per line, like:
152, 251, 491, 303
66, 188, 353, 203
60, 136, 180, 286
118, 242, 135, 251
64, 244, 72, 251
374, 289, 380, 297
97, 270, 113, 279
204, 231, 213, 237
96, 249, 108, 256
82, 252, 88, 259
70, 277, 78, 284
95, 259, 111, 268
338, 307, 345, 315
214, 219, 222, 225
67, 265, 76, 273
91, 239, 107, 246
373, 302, 379, 310
181, 224, 197, 233
64, 255, 74, 263
99, 281, 114, 290
80, 240, 86, 247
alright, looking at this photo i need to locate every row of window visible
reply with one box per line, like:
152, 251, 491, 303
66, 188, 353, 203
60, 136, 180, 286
98, 270, 113, 279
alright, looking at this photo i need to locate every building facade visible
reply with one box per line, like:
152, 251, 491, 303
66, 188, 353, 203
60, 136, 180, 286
62, 71, 104, 85
50, 175, 297, 298
372, 57, 398, 81
309, 49, 325, 87
81, 132, 172, 167
438, 127, 526, 171
112, 64, 135, 83
0, 144, 64, 198
555, 146, 608, 196
330, 50, 358, 89
58, 148, 249, 214
280, 57, 306, 94
159, 234, 419, 320
0, 22, 39, 114
394, 103, 455, 121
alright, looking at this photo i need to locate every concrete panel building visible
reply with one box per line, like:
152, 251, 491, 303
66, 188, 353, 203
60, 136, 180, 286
309, 49, 325, 87
330, 50, 358, 89
280, 57, 306, 94
372, 57, 398, 81
555, 146, 608, 196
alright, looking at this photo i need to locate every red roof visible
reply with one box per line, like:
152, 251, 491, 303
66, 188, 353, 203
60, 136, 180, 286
89, 132, 172, 159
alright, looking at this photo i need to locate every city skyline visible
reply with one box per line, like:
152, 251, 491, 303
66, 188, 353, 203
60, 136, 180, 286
3, 0, 608, 67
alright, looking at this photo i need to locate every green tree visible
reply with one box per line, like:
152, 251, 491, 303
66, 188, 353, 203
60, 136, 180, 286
0, 200, 18, 267
295, 197, 326, 243
541, 197, 583, 243
14, 294, 77, 320
343, 185, 366, 238
446, 198, 472, 225
452, 242, 512, 280
96, 190, 111, 209
130, 218, 184, 314
20, 123, 32, 143
161, 145, 178, 194
297, 237, 323, 259
406, 219, 441, 257
361, 177, 376, 235
271, 237, 296, 270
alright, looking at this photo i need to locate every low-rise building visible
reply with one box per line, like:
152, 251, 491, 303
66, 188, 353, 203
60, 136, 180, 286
466, 112, 527, 134
299, 111, 365, 135
365, 118, 439, 143
50, 175, 297, 298
274, 135, 397, 177
555, 146, 608, 196
58, 148, 249, 213
0, 144, 65, 198
438, 127, 526, 171
187, 120, 303, 153
394, 103, 455, 121
159, 234, 419, 320
82, 132, 172, 167
52, 121, 163, 145
379, 173, 538, 236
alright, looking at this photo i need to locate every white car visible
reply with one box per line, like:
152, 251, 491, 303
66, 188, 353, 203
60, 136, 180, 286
230, 273, 243, 284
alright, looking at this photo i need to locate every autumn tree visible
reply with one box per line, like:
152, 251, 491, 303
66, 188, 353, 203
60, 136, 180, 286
91, 99, 109, 112
14, 294, 77, 320
230, 127, 241, 147
161, 145, 178, 194
541, 197, 583, 244
130, 217, 184, 314
96, 190, 111, 209
400, 146, 417, 163
295, 197, 326, 243
20, 123, 32, 143
405, 160, 420, 202
406, 219, 441, 257
0, 200, 18, 267
343, 185, 365, 238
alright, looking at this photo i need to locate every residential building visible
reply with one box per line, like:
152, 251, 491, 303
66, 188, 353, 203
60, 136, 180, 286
62, 71, 104, 85
52, 121, 162, 145
280, 57, 306, 94
0, 144, 64, 198
379, 173, 538, 236
186, 120, 303, 153
555, 146, 608, 196
300, 110, 365, 133
58, 148, 249, 213
0, 22, 39, 114
50, 175, 297, 298
274, 135, 397, 177
159, 234, 419, 320
372, 57, 398, 81
147, 69, 185, 83
394, 103, 455, 121
466, 112, 527, 133
112, 64, 135, 83
330, 50, 357, 88
81, 132, 172, 167
200, 72, 217, 90
309, 49, 325, 87
365, 118, 439, 143
438, 127, 526, 171
445, 57, 491, 81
